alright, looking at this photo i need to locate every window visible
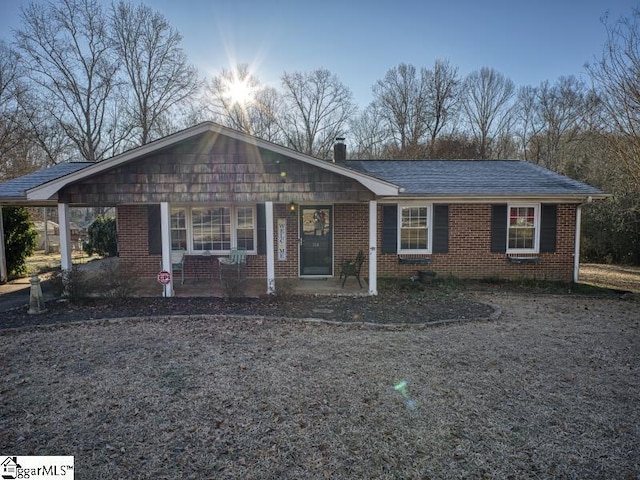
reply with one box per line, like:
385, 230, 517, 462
171, 205, 256, 254
192, 207, 231, 251
236, 207, 255, 251
398, 204, 431, 253
170, 208, 187, 250
507, 204, 539, 253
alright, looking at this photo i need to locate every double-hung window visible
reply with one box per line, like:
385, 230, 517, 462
235, 207, 255, 251
398, 204, 432, 254
507, 204, 539, 253
170, 207, 187, 250
170, 206, 256, 254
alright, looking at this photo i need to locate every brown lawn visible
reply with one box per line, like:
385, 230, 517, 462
1, 290, 638, 479
580, 263, 640, 294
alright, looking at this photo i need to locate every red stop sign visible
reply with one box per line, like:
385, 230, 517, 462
157, 270, 171, 285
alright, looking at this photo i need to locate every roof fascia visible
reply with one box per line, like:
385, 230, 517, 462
377, 193, 611, 203
0, 198, 60, 206
27, 122, 399, 200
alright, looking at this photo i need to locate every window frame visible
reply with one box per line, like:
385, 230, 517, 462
397, 203, 433, 254
170, 205, 257, 255
506, 203, 540, 254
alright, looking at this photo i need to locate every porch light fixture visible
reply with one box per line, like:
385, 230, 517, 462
289, 201, 297, 215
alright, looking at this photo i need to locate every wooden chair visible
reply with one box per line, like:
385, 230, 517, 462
171, 249, 186, 285
339, 249, 364, 288
218, 248, 247, 280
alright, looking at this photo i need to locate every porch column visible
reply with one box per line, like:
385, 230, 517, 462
265, 201, 276, 294
573, 204, 582, 284
160, 202, 174, 297
368, 200, 378, 295
58, 203, 73, 272
0, 207, 7, 283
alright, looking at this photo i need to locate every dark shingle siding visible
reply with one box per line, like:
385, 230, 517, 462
345, 159, 603, 196
0, 163, 92, 200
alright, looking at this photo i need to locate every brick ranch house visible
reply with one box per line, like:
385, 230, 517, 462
0, 122, 606, 295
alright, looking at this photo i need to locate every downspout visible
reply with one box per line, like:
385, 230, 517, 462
573, 196, 592, 284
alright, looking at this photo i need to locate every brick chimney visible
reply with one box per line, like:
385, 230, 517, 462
333, 137, 346, 162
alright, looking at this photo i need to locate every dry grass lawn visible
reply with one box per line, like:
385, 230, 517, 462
580, 263, 640, 294
1, 290, 639, 479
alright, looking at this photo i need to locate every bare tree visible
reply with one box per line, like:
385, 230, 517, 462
514, 85, 542, 162
586, 9, 640, 189
15, 0, 120, 162
278, 68, 356, 159
372, 63, 430, 157
348, 103, 391, 159
0, 41, 73, 179
0, 41, 26, 170
461, 67, 515, 159
514, 78, 587, 170
535, 77, 587, 170
110, 1, 200, 146
424, 59, 460, 156
204, 64, 282, 142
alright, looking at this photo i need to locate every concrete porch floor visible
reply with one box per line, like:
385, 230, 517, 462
72, 257, 369, 298
134, 275, 370, 298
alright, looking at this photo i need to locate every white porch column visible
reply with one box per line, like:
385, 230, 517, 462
58, 203, 73, 272
368, 200, 378, 295
160, 202, 173, 297
573, 204, 583, 284
0, 207, 7, 283
265, 201, 276, 294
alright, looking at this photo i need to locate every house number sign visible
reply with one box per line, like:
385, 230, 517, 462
277, 218, 287, 261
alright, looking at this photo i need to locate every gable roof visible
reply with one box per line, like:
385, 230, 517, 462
0, 124, 606, 205
0, 162, 92, 204
24, 122, 398, 201
345, 159, 606, 200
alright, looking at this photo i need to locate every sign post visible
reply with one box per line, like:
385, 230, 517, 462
157, 270, 171, 297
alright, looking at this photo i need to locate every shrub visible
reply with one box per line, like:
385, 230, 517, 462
2, 206, 37, 279
100, 260, 138, 298
83, 216, 117, 257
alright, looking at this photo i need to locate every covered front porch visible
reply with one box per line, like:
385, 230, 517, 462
1, 124, 400, 295
111, 272, 370, 298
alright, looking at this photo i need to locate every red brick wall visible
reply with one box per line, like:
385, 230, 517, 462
334, 203, 369, 272
117, 202, 577, 282
117, 203, 300, 279
373, 203, 576, 282
117, 204, 158, 278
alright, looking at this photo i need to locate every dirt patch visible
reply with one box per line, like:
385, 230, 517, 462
1, 291, 638, 478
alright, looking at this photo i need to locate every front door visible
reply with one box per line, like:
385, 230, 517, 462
300, 206, 332, 276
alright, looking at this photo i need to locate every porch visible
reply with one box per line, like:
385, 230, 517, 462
132, 276, 370, 298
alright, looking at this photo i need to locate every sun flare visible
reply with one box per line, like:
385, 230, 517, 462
224, 76, 255, 106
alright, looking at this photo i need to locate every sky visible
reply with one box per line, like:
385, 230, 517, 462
0, 0, 638, 108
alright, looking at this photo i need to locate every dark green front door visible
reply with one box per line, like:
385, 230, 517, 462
300, 206, 332, 276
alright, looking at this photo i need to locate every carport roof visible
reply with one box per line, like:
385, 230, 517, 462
0, 162, 92, 204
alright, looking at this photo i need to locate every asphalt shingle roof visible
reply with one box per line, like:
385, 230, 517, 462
0, 163, 92, 202
0, 158, 604, 203
344, 159, 604, 197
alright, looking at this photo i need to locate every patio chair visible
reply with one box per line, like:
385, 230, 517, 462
171, 249, 186, 285
339, 249, 364, 288
218, 248, 247, 280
